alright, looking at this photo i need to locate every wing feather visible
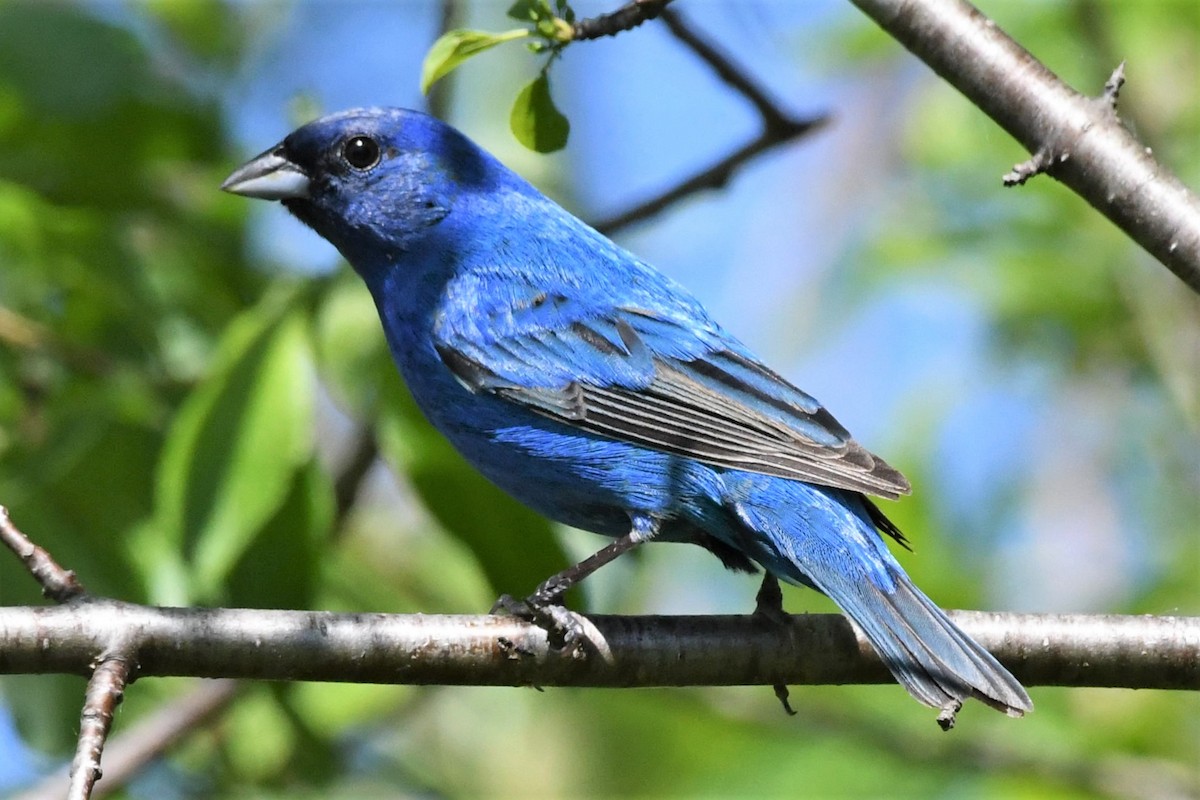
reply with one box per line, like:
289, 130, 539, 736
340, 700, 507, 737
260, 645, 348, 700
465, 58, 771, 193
436, 299, 910, 499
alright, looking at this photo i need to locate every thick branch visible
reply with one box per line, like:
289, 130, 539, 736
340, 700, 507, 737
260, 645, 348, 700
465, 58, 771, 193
1, 602, 1195, 691
849, 0, 1200, 292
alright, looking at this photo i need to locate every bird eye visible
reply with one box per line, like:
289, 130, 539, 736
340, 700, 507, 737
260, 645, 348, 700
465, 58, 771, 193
342, 135, 380, 170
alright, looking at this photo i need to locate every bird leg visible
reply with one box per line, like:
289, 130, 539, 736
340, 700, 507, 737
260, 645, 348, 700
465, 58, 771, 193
753, 573, 787, 625
752, 573, 797, 716
492, 517, 658, 654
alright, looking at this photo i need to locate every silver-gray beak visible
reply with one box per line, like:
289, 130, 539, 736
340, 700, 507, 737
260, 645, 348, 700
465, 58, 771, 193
221, 146, 311, 200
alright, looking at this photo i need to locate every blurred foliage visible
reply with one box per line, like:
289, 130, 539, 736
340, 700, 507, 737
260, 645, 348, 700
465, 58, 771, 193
0, 1, 1197, 798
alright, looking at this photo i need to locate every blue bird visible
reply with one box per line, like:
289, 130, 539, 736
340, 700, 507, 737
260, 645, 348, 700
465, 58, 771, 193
223, 107, 1032, 725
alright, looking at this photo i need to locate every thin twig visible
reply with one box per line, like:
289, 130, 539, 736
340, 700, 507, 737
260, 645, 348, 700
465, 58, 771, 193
332, 428, 380, 530
426, 0, 461, 121
0, 505, 86, 602
593, 10, 826, 235
15, 679, 243, 800
66, 647, 135, 800
595, 127, 823, 236
572, 0, 675, 41
659, 9, 790, 131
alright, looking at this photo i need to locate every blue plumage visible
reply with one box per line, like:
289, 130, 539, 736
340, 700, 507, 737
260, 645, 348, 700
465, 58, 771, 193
223, 107, 1031, 722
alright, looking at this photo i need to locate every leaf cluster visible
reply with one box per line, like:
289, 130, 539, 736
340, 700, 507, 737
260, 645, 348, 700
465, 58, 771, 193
421, 0, 572, 152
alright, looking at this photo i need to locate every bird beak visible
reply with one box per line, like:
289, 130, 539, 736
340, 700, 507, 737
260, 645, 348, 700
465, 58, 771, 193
221, 145, 311, 200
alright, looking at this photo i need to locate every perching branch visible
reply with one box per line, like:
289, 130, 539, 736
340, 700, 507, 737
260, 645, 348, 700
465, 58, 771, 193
2, 417, 384, 799
2, 602, 1196, 692
849, 0, 1200, 292
2, 511, 1196, 796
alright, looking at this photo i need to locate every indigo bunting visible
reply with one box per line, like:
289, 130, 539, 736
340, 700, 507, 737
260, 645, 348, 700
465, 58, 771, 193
223, 107, 1031, 725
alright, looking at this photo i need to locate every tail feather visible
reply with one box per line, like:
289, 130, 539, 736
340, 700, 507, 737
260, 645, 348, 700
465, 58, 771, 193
724, 480, 1032, 720
805, 567, 1032, 719
867, 575, 1032, 716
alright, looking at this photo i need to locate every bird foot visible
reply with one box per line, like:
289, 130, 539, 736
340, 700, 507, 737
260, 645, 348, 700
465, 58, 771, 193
772, 684, 797, 716
491, 594, 608, 661
751, 575, 798, 715
752, 574, 792, 628
937, 699, 962, 731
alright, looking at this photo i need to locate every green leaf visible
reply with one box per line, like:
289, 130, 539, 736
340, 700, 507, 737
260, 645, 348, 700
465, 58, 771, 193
151, 289, 316, 603
420, 28, 529, 94
507, 0, 551, 23
225, 458, 333, 609
510, 72, 570, 153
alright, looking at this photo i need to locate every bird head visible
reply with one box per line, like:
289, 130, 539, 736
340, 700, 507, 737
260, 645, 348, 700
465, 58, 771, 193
222, 107, 517, 267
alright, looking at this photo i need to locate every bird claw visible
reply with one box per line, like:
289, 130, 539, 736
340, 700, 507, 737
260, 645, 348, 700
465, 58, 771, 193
752, 575, 798, 715
772, 684, 797, 716
936, 699, 962, 731
752, 574, 791, 628
490, 593, 531, 617
491, 594, 599, 660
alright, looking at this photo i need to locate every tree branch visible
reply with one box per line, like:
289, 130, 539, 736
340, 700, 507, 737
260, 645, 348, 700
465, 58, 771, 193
572, 0, 675, 41
849, 0, 1200, 292
14, 679, 243, 800
0, 505, 86, 602
593, 9, 826, 236
2, 602, 1195, 692
331, 428, 379, 531
66, 649, 135, 800
658, 9, 791, 132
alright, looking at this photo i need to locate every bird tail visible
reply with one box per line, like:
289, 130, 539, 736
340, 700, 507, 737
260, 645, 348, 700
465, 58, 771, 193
726, 483, 1032, 721
828, 566, 1033, 719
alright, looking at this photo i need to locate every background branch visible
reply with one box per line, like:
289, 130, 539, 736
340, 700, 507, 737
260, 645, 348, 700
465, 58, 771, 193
65, 651, 133, 800
14, 680, 242, 800
592, 9, 826, 235
572, 0, 674, 41
0, 506, 86, 602
849, 0, 1200, 292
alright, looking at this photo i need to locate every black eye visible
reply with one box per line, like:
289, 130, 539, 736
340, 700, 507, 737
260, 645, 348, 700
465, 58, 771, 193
342, 135, 380, 170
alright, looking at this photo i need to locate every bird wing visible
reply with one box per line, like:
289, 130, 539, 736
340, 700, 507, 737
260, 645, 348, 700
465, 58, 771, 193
434, 277, 911, 500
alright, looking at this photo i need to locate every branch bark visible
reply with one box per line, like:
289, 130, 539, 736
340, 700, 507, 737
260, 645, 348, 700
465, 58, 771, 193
849, 0, 1200, 292
0, 505, 86, 602
66, 650, 134, 800
572, 0, 675, 41
2, 602, 1195, 691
